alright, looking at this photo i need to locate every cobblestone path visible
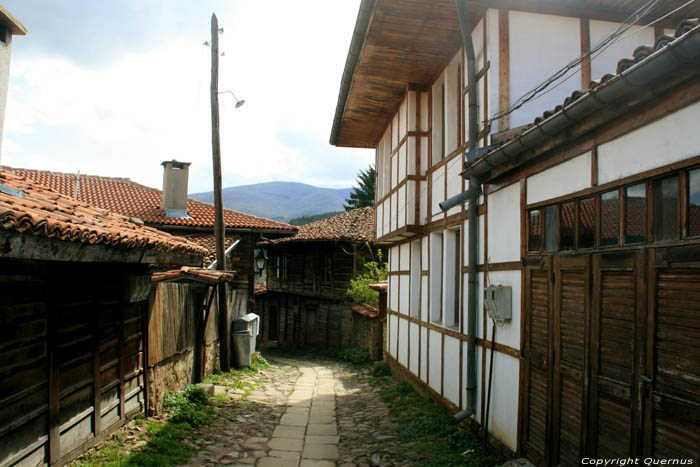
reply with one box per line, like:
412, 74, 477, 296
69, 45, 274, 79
182, 356, 406, 467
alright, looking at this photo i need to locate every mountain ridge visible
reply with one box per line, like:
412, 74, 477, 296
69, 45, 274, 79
190, 181, 352, 222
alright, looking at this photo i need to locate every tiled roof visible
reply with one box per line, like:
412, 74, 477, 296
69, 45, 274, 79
0, 169, 207, 258
182, 233, 240, 266
1, 166, 297, 233
351, 303, 379, 319
259, 207, 374, 245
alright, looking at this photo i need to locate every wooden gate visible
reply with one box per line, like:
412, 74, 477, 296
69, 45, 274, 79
521, 249, 699, 464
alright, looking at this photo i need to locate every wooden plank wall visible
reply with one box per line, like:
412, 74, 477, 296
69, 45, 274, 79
266, 242, 372, 301
0, 259, 148, 467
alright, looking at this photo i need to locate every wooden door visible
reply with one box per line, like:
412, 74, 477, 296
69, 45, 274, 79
552, 255, 590, 466
521, 257, 552, 465
588, 251, 645, 457
645, 247, 700, 462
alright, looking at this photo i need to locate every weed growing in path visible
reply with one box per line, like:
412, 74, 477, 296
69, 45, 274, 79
72, 385, 214, 467
375, 380, 502, 467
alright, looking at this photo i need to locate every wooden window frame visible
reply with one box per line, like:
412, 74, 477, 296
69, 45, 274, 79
526, 162, 700, 255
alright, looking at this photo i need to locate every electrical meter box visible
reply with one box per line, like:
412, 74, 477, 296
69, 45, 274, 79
484, 285, 512, 323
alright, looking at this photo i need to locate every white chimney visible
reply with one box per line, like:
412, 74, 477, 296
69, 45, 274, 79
161, 160, 191, 218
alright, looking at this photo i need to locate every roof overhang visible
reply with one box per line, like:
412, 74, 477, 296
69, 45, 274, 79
0, 5, 26, 35
330, 0, 700, 149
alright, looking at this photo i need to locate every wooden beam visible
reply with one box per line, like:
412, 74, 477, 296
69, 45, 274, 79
48, 306, 60, 465
580, 19, 591, 89
498, 9, 510, 131
92, 302, 102, 435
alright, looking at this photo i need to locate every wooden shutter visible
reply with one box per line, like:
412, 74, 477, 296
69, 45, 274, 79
553, 255, 590, 466
647, 247, 700, 462
521, 257, 552, 465
589, 252, 643, 457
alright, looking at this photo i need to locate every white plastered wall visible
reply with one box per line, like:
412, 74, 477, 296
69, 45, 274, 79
428, 329, 442, 393
444, 336, 461, 406
398, 318, 409, 366
527, 152, 592, 205
487, 183, 520, 263
483, 349, 520, 450
410, 322, 420, 371
509, 11, 581, 128
598, 100, 700, 185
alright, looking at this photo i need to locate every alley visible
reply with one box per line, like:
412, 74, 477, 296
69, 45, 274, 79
182, 356, 403, 467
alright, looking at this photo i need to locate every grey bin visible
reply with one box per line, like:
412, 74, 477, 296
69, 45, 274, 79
232, 313, 259, 368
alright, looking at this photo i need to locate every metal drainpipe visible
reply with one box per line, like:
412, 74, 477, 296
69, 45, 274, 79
456, 0, 480, 421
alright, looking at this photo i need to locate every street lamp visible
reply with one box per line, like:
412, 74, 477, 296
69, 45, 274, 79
218, 90, 245, 108
255, 249, 267, 272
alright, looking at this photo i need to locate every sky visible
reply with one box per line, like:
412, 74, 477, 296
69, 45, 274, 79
0, 0, 374, 194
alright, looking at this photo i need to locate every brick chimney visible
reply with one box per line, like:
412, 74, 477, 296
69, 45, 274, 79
161, 160, 191, 218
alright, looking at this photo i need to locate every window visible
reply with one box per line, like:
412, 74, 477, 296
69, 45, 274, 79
444, 229, 461, 328
275, 255, 289, 280
688, 168, 700, 237
560, 201, 576, 250
579, 197, 596, 248
654, 175, 679, 241
429, 233, 443, 322
304, 255, 314, 283
527, 166, 700, 253
600, 190, 620, 247
544, 205, 558, 252
320, 252, 333, 283
625, 184, 647, 243
529, 210, 542, 251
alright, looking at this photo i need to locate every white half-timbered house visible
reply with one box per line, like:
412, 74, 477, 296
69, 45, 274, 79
331, 0, 700, 463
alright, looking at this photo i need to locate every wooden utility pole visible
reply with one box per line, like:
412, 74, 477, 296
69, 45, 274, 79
210, 12, 230, 372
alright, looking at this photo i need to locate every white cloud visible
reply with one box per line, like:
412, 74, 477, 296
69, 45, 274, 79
2, 0, 373, 194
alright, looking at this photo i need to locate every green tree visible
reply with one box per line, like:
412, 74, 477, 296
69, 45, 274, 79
344, 164, 375, 211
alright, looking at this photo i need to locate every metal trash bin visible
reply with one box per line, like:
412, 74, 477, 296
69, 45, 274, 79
232, 313, 259, 368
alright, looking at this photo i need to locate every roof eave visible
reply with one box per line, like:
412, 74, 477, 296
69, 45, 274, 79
0, 6, 27, 35
329, 0, 377, 147
0, 230, 203, 266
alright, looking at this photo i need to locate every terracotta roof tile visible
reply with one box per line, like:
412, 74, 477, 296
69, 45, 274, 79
352, 303, 379, 319
0, 170, 207, 257
1, 166, 297, 232
259, 207, 374, 245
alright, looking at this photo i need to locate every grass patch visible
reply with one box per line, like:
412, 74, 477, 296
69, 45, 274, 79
73, 385, 214, 467
380, 382, 502, 467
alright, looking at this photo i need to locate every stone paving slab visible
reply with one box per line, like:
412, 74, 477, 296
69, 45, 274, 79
280, 414, 308, 426
300, 460, 336, 467
257, 457, 298, 467
268, 437, 303, 451
306, 424, 337, 436
305, 435, 339, 444
272, 425, 305, 439
302, 443, 339, 459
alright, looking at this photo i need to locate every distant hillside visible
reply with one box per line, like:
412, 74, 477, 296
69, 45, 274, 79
289, 211, 344, 226
190, 182, 352, 222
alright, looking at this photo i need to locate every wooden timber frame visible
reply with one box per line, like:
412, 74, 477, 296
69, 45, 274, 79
372, 6, 700, 463
1, 259, 151, 467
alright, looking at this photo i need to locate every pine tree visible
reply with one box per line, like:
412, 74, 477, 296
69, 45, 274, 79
344, 164, 375, 211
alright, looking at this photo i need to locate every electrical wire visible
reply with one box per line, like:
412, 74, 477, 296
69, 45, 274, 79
488, 0, 662, 124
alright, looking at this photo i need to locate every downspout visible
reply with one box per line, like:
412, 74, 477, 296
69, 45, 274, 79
452, 0, 481, 421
